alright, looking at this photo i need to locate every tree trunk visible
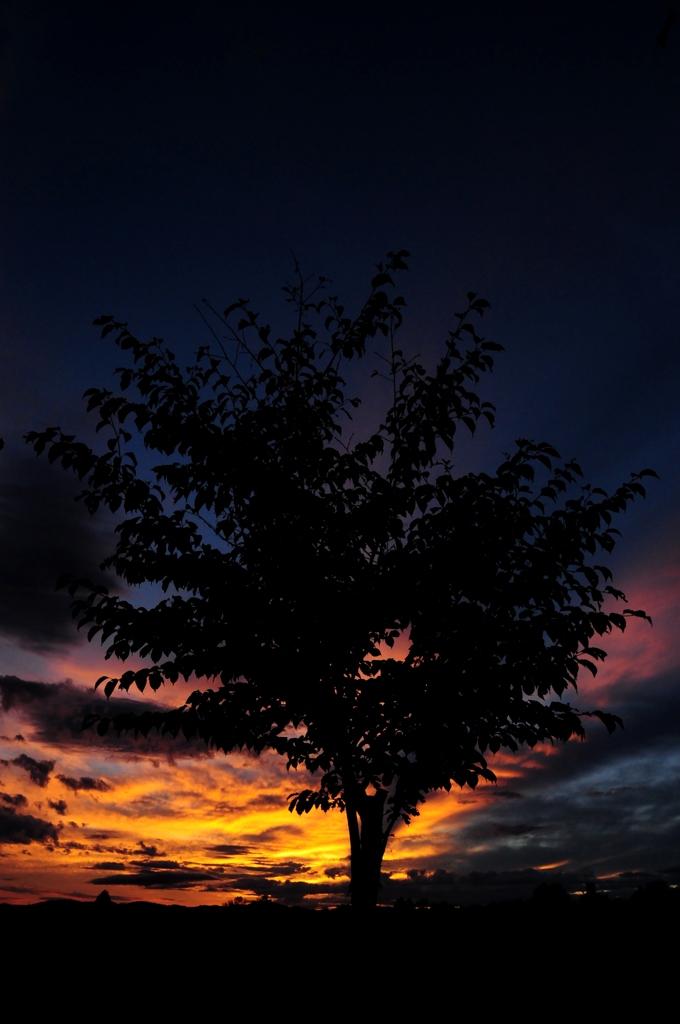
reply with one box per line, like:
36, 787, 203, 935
347, 790, 388, 908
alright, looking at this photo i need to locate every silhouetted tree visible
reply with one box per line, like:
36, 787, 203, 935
532, 882, 570, 911
630, 879, 678, 908
27, 252, 653, 908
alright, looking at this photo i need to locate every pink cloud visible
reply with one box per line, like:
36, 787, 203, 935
578, 559, 680, 703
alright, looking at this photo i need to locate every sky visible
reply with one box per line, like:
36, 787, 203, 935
0, 0, 680, 905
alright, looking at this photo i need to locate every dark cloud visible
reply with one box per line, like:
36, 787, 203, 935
0, 885, 42, 895
380, 865, 680, 904
0, 805, 59, 845
90, 869, 216, 888
137, 842, 165, 858
241, 825, 303, 843
0, 454, 114, 650
377, 868, 570, 905
275, 862, 310, 876
48, 799, 67, 815
57, 775, 110, 792
608, 672, 680, 744
223, 876, 337, 898
0, 792, 27, 807
430, 688, 680, 885
586, 786, 644, 798
0, 676, 54, 713
250, 793, 286, 808
207, 844, 251, 856
8, 753, 54, 787
128, 859, 181, 868
88, 862, 321, 896
228, 861, 310, 876
490, 823, 545, 837
0, 675, 208, 756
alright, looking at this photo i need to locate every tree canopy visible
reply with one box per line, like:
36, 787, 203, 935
27, 252, 654, 907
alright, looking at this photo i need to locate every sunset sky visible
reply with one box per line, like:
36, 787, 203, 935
1, 1, 680, 905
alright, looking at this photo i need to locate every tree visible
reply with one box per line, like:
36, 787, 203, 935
27, 252, 654, 908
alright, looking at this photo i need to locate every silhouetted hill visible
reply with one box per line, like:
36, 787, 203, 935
2, 878, 677, 922
2, 882, 676, 1001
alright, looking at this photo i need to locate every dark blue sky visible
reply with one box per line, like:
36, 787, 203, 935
1, 1, 680, 901
2, 1, 678, 496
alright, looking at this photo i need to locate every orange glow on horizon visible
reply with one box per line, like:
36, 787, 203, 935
1, 552, 677, 904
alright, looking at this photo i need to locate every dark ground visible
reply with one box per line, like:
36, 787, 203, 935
2, 883, 676, 1004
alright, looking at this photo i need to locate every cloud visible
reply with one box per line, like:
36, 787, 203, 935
0, 675, 122, 749
48, 799, 68, 815
0, 676, 57, 713
90, 868, 216, 888
128, 859, 180, 868
0, 805, 59, 845
88, 861, 323, 896
0, 454, 114, 651
221, 875, 340, 898
231, 861, 310, 876
207, 844, 251, 856
57, 775, 110, 793
0, 675, 210, 756
0, 792, 27, 807
490, 823, 544, 837
136, 841, 164, 857
241, 825, 303, 843
378, 867, 569, 904
430, 701, 680, 886
8, 753, 54, 787
382, 864, 680, 904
